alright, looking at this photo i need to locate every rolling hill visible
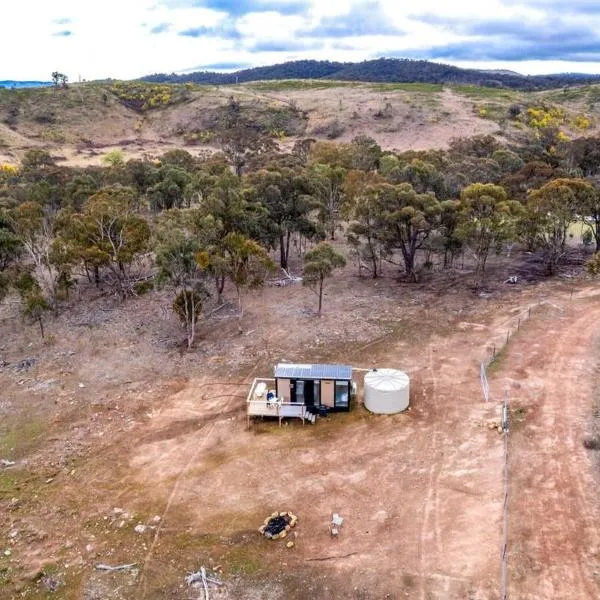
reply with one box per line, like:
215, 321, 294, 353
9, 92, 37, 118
142, 58, 600, 91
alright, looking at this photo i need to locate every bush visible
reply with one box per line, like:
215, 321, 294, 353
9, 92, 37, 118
134, 280, 154, 296
583, 435, 600, 450
374, 102, 394, 120
312, 119, 345, 139
508, 104, 521, 119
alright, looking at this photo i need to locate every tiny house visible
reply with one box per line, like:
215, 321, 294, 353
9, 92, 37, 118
274, 363, 353, 412
246, 363, 354, 426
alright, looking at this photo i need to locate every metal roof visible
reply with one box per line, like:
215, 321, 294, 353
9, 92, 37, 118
274, 363, 352, 380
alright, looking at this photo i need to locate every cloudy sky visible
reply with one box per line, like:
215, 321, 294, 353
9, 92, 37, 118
4, 0, 600, 80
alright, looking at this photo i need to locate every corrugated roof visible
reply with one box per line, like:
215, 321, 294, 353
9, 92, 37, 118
274, 363, 352, 380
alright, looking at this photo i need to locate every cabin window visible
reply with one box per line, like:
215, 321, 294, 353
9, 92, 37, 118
335, 381, 349, 408
314, 380, 321, 406
295, 380, 305, 404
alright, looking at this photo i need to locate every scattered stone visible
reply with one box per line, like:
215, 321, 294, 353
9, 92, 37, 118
152, 516, 161, 523
42, 574, 61, 592
4, 549, 11, 556
78, 383, 85, 389
113, 508, 124, 514
15, 358, 37, 373
86, 544, 94, 553
286, 541, 295, 548
134, 524, 147, 534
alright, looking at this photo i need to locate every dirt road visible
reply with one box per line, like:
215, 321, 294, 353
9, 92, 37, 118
493, 289, 600, 599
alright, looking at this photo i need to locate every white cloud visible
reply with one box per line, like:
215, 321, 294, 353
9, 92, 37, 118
3, 0, 600, 80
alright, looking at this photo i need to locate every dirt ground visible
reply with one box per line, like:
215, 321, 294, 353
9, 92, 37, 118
1, 250, 600, 599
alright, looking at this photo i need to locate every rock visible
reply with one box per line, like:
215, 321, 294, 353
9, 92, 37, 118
497, 426, 503, 434
86, 544, 94, 553
113, 508, 124, 514
286, 541, 295, 548
134, 524, 147, 534
152, 516, 161, 523
4, 549, 11, 556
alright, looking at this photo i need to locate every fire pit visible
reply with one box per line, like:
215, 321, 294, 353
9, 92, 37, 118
258, 511, 297, 540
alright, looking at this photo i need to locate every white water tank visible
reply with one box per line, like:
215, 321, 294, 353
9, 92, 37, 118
364, 369, 410, 414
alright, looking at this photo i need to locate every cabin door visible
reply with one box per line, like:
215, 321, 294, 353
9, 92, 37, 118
304, 381, 315, 406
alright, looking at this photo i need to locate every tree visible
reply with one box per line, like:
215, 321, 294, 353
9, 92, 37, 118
7, 201, 60, 305
350, 135, 381, 171
218, 97, 276, 176
343, 171, 386, 278
155, 215, 210, 348
247, 167, 316, 269
526, 178, 594, 274
160, 149, 196, 171
587, 252, 600, 276
302, 242, 346, 315
309, 163, 346, 240
399, 159, 447, 198
459, 183, 522, 282
439, 200, 463, 268
379, 183, 442, 282
148, 166, 192, 212
0, 214, 22, 271
202, 232, 274, 318
63, 174, 99, 211
13, 269, 50, 339
65, 187, 150, 298
579, 178, 600, 252
51, 72, 68, 88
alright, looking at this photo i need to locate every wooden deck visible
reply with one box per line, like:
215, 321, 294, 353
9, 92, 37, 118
246, 377, 315, 426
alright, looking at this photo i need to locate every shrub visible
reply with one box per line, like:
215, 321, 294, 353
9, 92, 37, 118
583, 435, 600, 450
102, 149, 125, 168
526, 105, 566, 129
312, 119, 345, 139
110, 82, 190, 112
134, 280, 154, 296
572, 114, 592, 130
508, 104, 521, 119
374, 102, 394, 120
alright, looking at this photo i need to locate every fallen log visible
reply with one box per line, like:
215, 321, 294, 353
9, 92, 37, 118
95, 563, 137, 571
305, 552, 358, 562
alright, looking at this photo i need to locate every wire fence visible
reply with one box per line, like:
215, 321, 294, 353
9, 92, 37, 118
479, 304, 537, 403
501, 389, 510, 600
478, 305, 539, 600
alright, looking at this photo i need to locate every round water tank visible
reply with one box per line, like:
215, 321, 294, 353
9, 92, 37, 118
364, 369, 410, 414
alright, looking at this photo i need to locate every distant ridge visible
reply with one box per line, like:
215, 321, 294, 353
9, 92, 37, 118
0, 81, 52, 89
141, 58, 600, 91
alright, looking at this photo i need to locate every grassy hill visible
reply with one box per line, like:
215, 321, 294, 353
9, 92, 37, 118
1, 79, 600, 167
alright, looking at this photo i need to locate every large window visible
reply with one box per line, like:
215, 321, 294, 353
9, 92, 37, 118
335, 381, 349, 408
